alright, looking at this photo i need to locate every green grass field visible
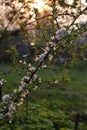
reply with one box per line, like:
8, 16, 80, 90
0, 62, 87, 130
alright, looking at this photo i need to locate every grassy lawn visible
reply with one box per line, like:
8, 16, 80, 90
0, 62, 87, 129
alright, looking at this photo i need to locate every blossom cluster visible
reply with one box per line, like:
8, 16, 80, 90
35, 52, 48, 62
19, 76, 29, 92
0, 29, 69, 121
0, 79, 6, 87
51, 29, 69, 42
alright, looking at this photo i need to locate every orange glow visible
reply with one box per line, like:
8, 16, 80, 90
32, 0, 46, 11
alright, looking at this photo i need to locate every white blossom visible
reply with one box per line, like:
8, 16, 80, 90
65, 0, 74, 5
0, 79, 6, 86
54, 80, 59, 84
44, 46, 50, 52
0, 80, 3, 86
23, 61, 27, 65
28, 67, 36, 73
35, 53, 46, 62
21, 91, 28, 98
42, 64, 47, 69
53, 46, 57, 51
33, 74, 37, 80
81, 0, 87, 6
28, 63, 31, 67
16, 101, 23, 108
9, 120, 12, 124
18, 76, 29, 92
51, 36, 55, 41
13, 89, 17, 94
35, 50, 49, 62
35, 57, 39, 62
39, 77, 42, 83
20, 98, 24, 102
22, 54, 27, 58
55, 29, 68, 41
19, 60, 23, 63
2, 94, 11, 103
49, 54, 53, 61
19, 82, 27, 92
17, 101, 23, 106
19, 60, 27, 65
9, 102, 16, 112
38, 53, 46, 62
48, 42, 56, 47
21, 76, 29, 83
30, 42, 35, 46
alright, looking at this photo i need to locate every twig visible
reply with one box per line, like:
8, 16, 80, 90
67, 7, 87, 30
